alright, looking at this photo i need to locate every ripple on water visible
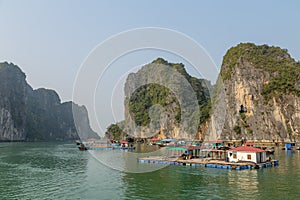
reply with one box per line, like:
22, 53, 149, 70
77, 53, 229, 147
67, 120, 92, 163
1, 144, 300, 199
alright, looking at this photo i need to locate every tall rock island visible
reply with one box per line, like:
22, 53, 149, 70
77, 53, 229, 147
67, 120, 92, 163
107, 58, 212, 140
108, 44, 300, 142
0, 62, 97, 141
212, 43, 300, 142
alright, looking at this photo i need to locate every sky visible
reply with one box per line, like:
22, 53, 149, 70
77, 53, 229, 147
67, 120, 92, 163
1, 0, 300, 134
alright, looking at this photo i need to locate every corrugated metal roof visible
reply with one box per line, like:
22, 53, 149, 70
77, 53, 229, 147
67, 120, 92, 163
228, 146, 265, 153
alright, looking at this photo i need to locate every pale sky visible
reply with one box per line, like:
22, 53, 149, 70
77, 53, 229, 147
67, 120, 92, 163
1, 0, 300, 134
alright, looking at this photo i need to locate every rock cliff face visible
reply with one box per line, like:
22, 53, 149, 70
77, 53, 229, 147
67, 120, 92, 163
122, 58, 211, 140
210, 43, 300, 142
108, 44, 300, 142
0, 62, 97, 141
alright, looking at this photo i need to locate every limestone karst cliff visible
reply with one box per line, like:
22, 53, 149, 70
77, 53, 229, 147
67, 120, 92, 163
107, 44, 300, 142
0, 62, 97, 141
210, 43, 300, 142
108, 58, 212, 140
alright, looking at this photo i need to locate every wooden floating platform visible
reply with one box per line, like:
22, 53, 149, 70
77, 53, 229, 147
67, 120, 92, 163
138, 156, 279, 170
87, 147, 135, 151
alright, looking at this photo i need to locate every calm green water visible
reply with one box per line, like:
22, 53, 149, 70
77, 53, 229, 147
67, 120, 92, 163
0, 142, 300, 200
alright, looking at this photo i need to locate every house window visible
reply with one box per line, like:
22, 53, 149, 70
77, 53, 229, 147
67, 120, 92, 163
247, 154, 251, 160
233, 154, 237, 159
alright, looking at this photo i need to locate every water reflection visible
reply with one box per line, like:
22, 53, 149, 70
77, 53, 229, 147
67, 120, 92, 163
85, 155, 126, 199
121, 147, 300, 199
122, 166, 233, 199
122, 166, 199, 200
2, 144, 300, 199
256, 149, 300, 199
228, 170, 259, 199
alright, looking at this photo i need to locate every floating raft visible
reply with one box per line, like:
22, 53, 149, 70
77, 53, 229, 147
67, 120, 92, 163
138, 156, 279, 170
88, 147, 135, 151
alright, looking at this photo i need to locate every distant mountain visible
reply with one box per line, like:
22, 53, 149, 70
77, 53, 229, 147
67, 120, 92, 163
0, 62, 97, 141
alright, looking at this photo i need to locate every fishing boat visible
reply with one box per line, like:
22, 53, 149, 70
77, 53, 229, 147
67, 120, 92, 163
158, 139, 176, 147
78, 143, 88, 150
282, 142, 299, 150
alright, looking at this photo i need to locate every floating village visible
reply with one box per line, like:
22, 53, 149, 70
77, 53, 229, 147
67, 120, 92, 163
74, 138, 300, 170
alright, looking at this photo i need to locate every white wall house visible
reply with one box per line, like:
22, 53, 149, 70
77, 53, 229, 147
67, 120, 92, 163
227, 146, 266, 164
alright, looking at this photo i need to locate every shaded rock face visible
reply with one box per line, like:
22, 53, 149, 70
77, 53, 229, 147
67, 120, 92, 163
211, 43, 300, 142
0, 62, 97, 141
0, 62, 28, 141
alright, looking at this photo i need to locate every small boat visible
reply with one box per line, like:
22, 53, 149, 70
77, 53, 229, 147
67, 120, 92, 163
282, 142, 298, 150
265, 146, 275, 154
78, 143, 88, 151
158, 139, 176, 147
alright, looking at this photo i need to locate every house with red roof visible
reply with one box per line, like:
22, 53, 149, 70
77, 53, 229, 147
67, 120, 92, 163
227, 146, 266, 164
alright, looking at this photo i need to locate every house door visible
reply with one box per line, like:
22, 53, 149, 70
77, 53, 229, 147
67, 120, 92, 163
260, 153, 263, 163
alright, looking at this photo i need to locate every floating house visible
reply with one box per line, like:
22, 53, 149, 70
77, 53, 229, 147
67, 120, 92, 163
121, 141, 128, 147
203, 140, 224, 149
244, 142, 254, 147
227, 146, 266, 164
210, 140, 224, 148
139, 144, 278, 170
187, 146, 204, 158
223, 140, 243, 148
168, 147, 189, 158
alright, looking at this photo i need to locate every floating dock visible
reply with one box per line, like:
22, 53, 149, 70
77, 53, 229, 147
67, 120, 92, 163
138, 156, 279, 170
88, 147, 135, 151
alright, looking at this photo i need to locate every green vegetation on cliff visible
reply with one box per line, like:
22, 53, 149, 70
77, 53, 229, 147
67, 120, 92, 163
130, 58, 211, 125
129, 83, 180, 126
221, 43, 300, 101
261, 61, 300, 100
217, 43, 300, 141
106, 122, 127, 140
107, 58, 212, 138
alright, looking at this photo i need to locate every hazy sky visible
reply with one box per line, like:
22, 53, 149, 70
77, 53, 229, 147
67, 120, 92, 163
1, 0, 300, 134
